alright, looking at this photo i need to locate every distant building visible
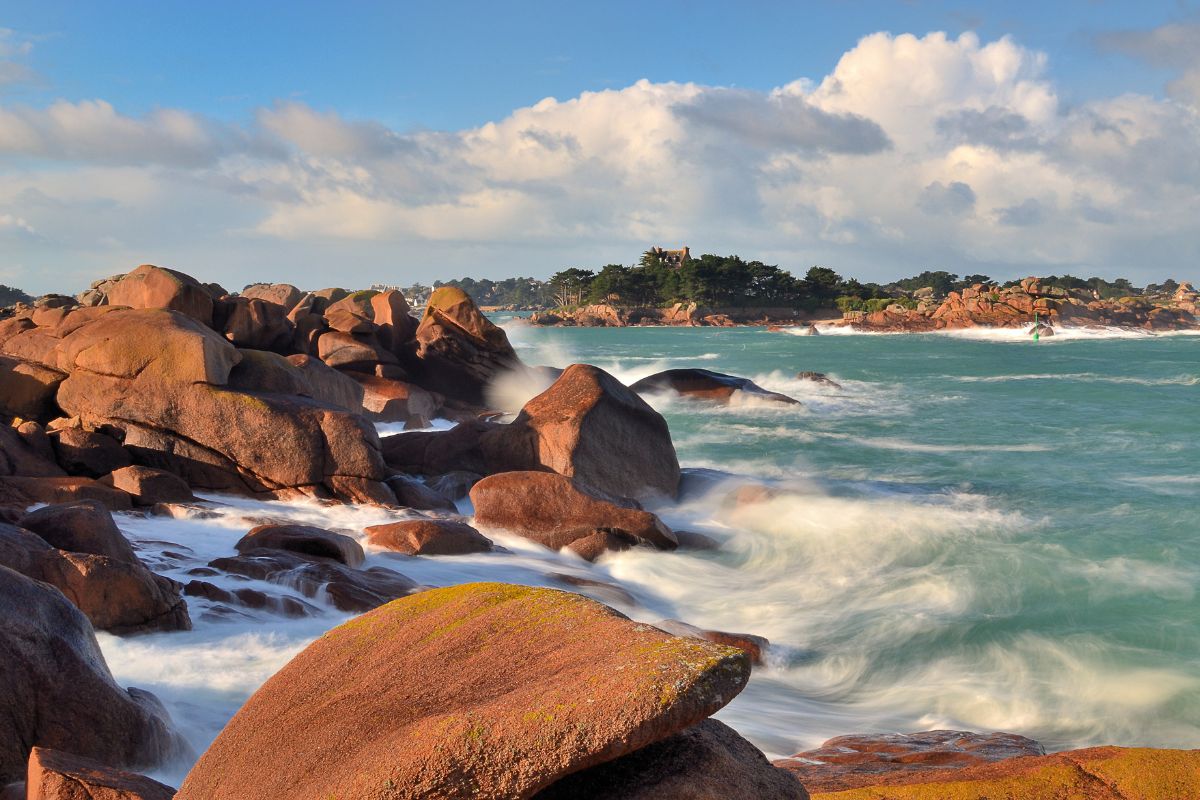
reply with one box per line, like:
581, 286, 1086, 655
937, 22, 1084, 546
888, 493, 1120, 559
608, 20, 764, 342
370, 283, 402, 292
650, 246, 690, 269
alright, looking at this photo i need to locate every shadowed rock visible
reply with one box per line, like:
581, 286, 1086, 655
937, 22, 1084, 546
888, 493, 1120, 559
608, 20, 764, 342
0, 524, 190, 634
0, 355, 64, 420
381, 420, 499, 476
630, 368, 800, 406
235, 523, 365, 567
50, 428, 131, 478
534, 719, 807, 799
207, 549, 416, 613
176, 582, 750, 800
0, 565, 187, 783
18, 500, 138, 563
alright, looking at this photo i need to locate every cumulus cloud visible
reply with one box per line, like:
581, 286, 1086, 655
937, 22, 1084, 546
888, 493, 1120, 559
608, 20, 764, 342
0, 100, 274, 166
2, 30, 1200, 294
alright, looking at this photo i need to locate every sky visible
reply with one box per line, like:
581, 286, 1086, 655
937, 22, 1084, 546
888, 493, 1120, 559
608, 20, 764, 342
1, 1, 1199, 295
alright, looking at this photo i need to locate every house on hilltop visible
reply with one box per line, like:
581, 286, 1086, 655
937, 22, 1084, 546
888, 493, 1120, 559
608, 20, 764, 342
649, 246, 690, 269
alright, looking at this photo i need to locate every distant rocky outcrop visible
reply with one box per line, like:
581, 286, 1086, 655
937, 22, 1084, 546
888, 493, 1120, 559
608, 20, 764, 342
845, 278, 1198, 333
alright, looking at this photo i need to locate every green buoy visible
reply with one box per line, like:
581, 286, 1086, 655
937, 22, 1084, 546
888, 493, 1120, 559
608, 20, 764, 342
1032, 311, 1039, 341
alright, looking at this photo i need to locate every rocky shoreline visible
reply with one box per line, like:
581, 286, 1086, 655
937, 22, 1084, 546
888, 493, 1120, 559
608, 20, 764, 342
0, 264, 1197, 799
524, 278, 1200, 334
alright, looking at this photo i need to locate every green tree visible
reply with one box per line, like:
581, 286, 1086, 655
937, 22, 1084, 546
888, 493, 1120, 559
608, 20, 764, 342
549, 268, 595, 307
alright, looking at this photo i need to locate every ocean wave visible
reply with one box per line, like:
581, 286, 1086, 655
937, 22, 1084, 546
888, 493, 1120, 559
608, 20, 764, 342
952, 373, 1199, 386
798, 324, 1200, 342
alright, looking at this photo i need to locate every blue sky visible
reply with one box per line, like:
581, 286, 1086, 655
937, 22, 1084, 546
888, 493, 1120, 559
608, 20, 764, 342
2, 1, 1199, 293
5, 1, 1190, 126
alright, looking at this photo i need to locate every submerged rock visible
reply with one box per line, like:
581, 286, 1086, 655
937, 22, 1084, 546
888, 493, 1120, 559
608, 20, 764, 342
207, 549, 416, 613
235, 523, 365, 567
0, 566, 186, 783
630, 368, 800, 406
176, 582, 750, 800
775, 730, 1045, 793
787, 745, 1200, 799
796, 371, 842, 389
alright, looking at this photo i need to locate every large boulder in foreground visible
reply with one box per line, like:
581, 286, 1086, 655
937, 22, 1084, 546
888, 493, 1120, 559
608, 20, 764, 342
26, 747, 175, 800
177, 582, 749, 800
775, 730, 1044, 794
0, 565, 185, 783
485, 364, 681, 500
630, 368, 799, 406
471, 471, 677, 554
412, 286, 520, 405
794, 746, 1200, 799
102, 265, 215, 326
534, 718, 807, 800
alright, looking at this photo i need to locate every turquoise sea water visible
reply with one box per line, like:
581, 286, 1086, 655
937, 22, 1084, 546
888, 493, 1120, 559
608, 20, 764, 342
97, 324, 1199, 780
501, 322, 1200, 754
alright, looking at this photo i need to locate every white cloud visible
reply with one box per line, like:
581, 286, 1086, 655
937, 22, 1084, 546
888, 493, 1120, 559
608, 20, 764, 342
0, 28, 39, 89
1, 30, 1199, 295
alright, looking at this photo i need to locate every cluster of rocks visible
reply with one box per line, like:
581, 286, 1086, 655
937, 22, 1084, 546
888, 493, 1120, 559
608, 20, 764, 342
2, 263, 1198, 798
0, 265, 522, 508
846, 277, 1199, 333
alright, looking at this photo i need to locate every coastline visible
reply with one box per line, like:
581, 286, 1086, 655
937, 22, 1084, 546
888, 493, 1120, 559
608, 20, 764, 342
1, 265, 1198, 798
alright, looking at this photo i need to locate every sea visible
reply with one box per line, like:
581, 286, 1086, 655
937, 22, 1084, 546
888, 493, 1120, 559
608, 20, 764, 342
96, 322, 1200, 783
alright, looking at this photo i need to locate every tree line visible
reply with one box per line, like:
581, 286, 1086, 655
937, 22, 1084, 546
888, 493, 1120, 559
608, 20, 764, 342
428, 254, 1180, 311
